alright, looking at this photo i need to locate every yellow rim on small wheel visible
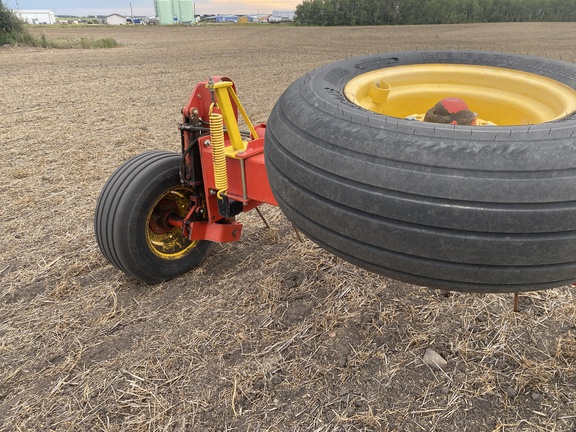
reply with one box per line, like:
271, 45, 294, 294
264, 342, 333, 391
146, 187, 198, 260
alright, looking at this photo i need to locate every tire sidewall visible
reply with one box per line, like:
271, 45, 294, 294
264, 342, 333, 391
286, 50, 576, 172
115, 155, 212, 283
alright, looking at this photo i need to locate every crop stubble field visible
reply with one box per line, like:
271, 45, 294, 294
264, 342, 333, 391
2, 23, 576, 431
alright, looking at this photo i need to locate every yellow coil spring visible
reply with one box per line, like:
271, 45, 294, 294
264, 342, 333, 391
209, 111, 228, 199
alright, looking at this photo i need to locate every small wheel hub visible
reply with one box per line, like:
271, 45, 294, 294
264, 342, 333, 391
149, 199, 179, 234
146, 188, 198, 259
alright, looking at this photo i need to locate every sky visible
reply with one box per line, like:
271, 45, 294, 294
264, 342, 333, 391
3, 0, 301, 16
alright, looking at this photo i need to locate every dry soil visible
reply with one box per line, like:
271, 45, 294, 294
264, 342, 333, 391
1, 23, 576, 431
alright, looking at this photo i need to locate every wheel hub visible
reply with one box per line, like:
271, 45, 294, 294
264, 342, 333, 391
146, 189, 198, 259
149, 199, 179, 234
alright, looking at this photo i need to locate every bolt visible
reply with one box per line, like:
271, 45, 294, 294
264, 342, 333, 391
204, 140, 211, 146
209, 189, 217, 195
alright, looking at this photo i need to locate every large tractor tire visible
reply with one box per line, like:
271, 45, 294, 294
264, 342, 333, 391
95, 151, 213, 283
264, 50, 576, 293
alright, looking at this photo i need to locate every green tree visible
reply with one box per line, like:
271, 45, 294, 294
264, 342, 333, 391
294, 0, 576, 25
0, 0, 35, 45
0, 0, 23, 33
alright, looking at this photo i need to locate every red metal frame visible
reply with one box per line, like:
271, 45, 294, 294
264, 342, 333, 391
166, 78, 277, 244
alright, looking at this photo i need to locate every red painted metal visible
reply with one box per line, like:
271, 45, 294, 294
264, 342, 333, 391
244, 151, 277, 206
150, 199, 180, 234
187, 220, 243, 243
182, 77, 238, 121
166, 213, 184, 229
175, 78, 278, 244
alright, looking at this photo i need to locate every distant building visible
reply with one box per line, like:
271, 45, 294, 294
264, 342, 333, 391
268, 10, 295, 22
214, 15, 239, 23
248, 14, 269, 23
106, 14, 127, 25
16, 10, 56, 25
154, 0, 195, 25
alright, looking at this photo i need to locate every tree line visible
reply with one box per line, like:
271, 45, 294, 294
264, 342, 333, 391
0, 0, 26, 44
294, 0, 576, 25
0, 1, 118, 48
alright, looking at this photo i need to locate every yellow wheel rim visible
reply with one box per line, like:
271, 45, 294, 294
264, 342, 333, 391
146, 187, 198, 260
344, 64, 576, 126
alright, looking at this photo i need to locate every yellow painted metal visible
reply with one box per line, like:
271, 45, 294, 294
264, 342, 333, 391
212, 82, 245, 151
344, 64, 576, 126
226, 85, 260, 141
146, 189, 198, 260
212, 81, 260, 152
209, 110, 228, 199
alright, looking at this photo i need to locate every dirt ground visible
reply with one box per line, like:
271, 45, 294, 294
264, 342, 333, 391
2, 23, 576, 431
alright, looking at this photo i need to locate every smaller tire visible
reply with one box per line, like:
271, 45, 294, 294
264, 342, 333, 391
95, 151, 213, 283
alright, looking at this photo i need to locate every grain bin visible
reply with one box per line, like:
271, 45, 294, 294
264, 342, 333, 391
178, 0, 194, 23
156, 0, 174, 24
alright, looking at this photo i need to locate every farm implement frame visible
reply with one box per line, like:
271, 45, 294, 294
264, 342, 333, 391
173, 77, 276, 243
95, 76, 280, 285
